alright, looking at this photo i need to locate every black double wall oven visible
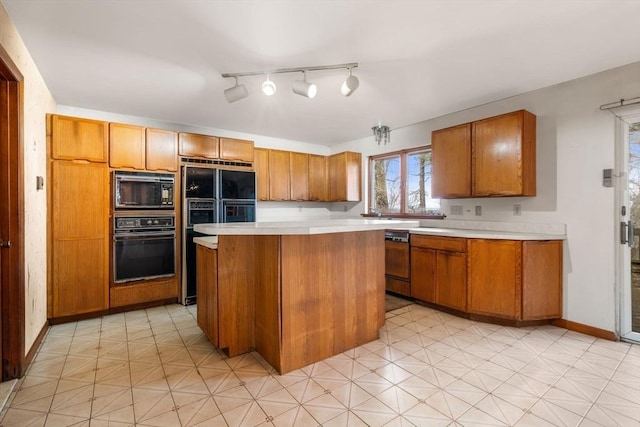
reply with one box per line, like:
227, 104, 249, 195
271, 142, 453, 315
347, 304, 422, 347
182, 165, 256, 305
112, 171, 177, 285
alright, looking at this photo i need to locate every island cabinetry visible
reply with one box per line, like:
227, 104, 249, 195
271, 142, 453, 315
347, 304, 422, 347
50, 161, 109, 318
410, 235, 467, 311
268, 149, 291, 201
178, 132, 219, 159
431, 123, 472, 198
146, 128, 178, 172
254, 148, 270, 201
50, 115, 108, 162
328, 151, 361, 202
308, 154, 328, 201
289, 152, 309, 201
472, 110, 536, 197
196, 244, 218, 345
109, 123, 146, 170
219, 137, 254, 162
467, 239, 562, 320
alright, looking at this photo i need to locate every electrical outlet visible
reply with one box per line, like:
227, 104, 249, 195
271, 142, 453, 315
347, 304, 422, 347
513, 204, 521, 216
475, 205, 482, 216
450, 205, 463, 215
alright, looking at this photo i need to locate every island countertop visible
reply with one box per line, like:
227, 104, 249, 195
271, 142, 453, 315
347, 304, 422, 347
194, 218, 420, 235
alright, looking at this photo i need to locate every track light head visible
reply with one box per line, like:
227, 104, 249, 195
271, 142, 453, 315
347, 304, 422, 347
292, 71, 317, 98
261, 75, 277, 96
341, 69, 359, 96
224, 77, 248, 103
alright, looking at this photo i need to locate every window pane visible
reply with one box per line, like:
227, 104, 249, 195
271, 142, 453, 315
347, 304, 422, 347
406, 150, 440, 214
371, 155, 401, 213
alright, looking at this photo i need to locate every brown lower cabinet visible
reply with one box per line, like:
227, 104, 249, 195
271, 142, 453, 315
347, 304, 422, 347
196, 245, 218, 346
410, 235, 563, 322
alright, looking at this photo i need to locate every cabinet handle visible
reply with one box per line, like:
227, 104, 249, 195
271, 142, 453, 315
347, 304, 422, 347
0, 239, 12, 248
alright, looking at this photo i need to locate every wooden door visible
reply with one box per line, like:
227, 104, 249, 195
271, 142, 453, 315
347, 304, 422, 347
431, 123, 471, 198
51, 115, 108, 162
289, 152, 309, 201
146, 128, 178, 172
468, 239, 521, 319
410, 247, 436, 303
472, 110, 536, 196
328, 152, 361, 202
268, 150, 290, 201
308, 154, 328, 201
219, 137, 254, 162
51, 161, 109, 317
178, 132, 219, 159
196, 245, 218, 345
254, 148, 270, 201
109, 123, 145, 169
436, 251, 467, 311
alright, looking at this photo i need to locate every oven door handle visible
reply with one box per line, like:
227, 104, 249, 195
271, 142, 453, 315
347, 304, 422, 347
114, 232, 176, 241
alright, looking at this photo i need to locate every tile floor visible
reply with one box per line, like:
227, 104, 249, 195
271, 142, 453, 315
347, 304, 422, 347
0, 303, 638, 427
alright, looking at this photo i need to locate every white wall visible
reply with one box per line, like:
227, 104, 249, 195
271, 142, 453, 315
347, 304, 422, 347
334, 62, 640, 333
0, 3, 57, 355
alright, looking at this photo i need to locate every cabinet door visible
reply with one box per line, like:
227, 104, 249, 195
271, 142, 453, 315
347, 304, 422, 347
385, 241, 409, 279
468, 239, 521, 319
51, 161, 109, 317
220, 138, 254, 162
431, 123, 471, 198
146, 128, 178, 172
290, 152, 309, 201
410, 247, 436, 303
109, 123, 146, 169
269, 150, 290, 201
436, 251, 467, 311
196, 244, 218, 346
50, 115, 108, 162
308, 154, 328, 201
522, 240, 563, 320
178, 132, 219, 159
472, 110, 536, 196
254, 148, 270, 201
328, 151, 361, 202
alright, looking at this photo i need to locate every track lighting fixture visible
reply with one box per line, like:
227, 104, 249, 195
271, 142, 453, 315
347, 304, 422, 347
261, 75, 276, 96
292, 71, 317, 99
341, 67, 359, 96
223, 77, 248, 103
221, 62, 357, 103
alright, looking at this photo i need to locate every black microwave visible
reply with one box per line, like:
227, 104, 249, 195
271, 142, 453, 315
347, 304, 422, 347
114, 171, 175, 209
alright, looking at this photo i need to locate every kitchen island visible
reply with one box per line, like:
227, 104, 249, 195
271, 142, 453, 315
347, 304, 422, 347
193, 219, 419, 374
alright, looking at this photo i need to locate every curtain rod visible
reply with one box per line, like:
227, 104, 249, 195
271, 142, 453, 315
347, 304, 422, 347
599, 97, 640, 111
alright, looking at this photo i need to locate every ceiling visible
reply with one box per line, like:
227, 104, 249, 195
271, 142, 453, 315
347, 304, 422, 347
3, 1, 640, 146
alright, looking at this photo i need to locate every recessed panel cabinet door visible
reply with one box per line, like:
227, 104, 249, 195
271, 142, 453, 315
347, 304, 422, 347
51, 115, 108, 162
178, 132, 219, 159
146, 128, 178, 172
220, 137, 254, 162
431, 123, 471, 198
51, 161, 109, 317
109, 123, 146, 169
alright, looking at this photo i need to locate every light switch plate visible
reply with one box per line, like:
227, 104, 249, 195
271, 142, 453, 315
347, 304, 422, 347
475, 205, 482, 216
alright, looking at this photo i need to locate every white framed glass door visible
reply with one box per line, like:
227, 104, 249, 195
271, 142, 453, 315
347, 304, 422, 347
615, 106, 640, 343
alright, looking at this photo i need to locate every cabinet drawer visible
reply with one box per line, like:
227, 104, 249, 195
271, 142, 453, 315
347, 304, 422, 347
411, 235, 466, 252
386, 277, 410, 297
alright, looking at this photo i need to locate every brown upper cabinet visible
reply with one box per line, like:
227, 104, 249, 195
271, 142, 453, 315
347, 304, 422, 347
109, 123, 146, 170
50, 115, 108, 162
431, 123, 472, 198
308, 154, 328, 201
220, 137, 254, 162
146, 128, 178, 172
290, 152, 309, 201
178, 132, 220, 159
431, 110, 536, 198
254, 148, 270, 201
328, 151, 361, 202
268, 149, 291, 201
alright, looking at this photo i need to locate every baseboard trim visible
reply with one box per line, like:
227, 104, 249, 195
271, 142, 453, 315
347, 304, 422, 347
551, 318, 617, 341
25, 321, 49, 369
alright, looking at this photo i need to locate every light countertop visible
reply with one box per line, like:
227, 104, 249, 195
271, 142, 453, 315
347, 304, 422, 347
193, 219, 420, 236
407, 227, 567, 240
193, 236, 218, 249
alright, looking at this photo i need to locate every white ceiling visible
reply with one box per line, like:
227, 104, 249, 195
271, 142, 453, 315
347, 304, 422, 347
3, 0, 640, 146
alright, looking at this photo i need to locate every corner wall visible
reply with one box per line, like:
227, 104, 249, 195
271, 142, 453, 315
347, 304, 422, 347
0, 3, 56, 355
332, 62, 640, 333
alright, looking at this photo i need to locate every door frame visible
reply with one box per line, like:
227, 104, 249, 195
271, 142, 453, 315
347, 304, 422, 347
614, 104, 640, 343
0, 43, 26, 380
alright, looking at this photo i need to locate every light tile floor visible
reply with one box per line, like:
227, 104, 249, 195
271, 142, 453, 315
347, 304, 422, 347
0, 303, 638, 426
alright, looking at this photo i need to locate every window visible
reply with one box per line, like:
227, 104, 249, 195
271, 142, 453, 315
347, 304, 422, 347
369, 146, 440, 216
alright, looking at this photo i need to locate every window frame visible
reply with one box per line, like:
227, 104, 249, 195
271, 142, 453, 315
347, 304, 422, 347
368, 145, 444, 219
